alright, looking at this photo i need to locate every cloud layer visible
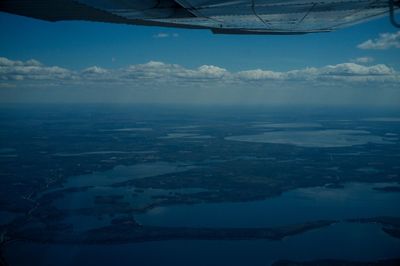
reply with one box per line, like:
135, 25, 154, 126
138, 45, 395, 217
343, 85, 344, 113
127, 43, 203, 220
1, 57, 399, 89
357, 31, 400, 50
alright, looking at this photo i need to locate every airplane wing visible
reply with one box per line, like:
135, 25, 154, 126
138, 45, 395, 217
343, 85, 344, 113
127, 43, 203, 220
0, 0, 398, 34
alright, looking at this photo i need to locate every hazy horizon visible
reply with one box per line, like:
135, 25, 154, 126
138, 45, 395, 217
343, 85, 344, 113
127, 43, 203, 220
1, 13, 400, 107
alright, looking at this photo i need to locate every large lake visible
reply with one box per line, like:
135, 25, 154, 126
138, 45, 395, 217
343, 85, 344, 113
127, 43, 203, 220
226, 130, 393, 148
5, 222, 400, 266
5, 181, 400, 266
136, 182, 400, 228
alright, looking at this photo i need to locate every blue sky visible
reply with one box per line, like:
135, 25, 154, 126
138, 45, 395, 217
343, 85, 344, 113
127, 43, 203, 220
0, 12, 398, 71
0, 11, 399, 105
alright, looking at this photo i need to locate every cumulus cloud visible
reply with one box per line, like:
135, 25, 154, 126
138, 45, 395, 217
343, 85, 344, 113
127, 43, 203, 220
0, 57, 73, 81
123, 61, 184, 80
317, 63, 394, 76
153, 32, 179, 38
237, 69, 284, 81
357, 31, 400, 50
0, 57, 42, 67
196, 65, 228, 79
153, 33, 168, 38
120, 61, 228, 81
350, 57, 374, 64
0, 56, 399, 88
82, 66, 108, 75
236, 63, 396, 83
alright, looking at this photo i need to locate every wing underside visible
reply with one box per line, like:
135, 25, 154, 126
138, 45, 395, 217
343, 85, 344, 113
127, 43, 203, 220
0, 0, 397, 34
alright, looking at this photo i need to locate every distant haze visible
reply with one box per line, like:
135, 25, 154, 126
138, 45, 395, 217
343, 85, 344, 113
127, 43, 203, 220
0, 57, 399, 107
0, 13, 399, 107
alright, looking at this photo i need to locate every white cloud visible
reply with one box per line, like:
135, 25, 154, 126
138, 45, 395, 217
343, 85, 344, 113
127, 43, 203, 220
153, 32, 179, 38
357, 31, 400, 50
197, 65, 228, 78
0, 57, 73, 81
283, 63, 397, 84
237, 69, 283, 81
0, 57, 42, 67
123, 61, 181, 80
350, 57, 374, 64
82, 66, 108, 75
153, 33, 168, 38
0, 56, 399, 88
236, 63, 396, 83
81, 66, 111, 81
318, 63, 394, 76
120, 61, 227, 81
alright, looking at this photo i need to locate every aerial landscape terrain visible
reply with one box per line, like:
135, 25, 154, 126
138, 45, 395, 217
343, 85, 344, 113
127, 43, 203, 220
0, 105, 399, 266
1, 3, 400, 264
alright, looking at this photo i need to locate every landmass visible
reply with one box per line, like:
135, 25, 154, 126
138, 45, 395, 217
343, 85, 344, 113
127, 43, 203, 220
1, 106, 399, 218
1, 106, 400, 265
6, 219, 336, 244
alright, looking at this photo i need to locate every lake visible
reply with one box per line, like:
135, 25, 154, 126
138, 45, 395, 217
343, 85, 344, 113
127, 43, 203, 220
5, 182, 400, 266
